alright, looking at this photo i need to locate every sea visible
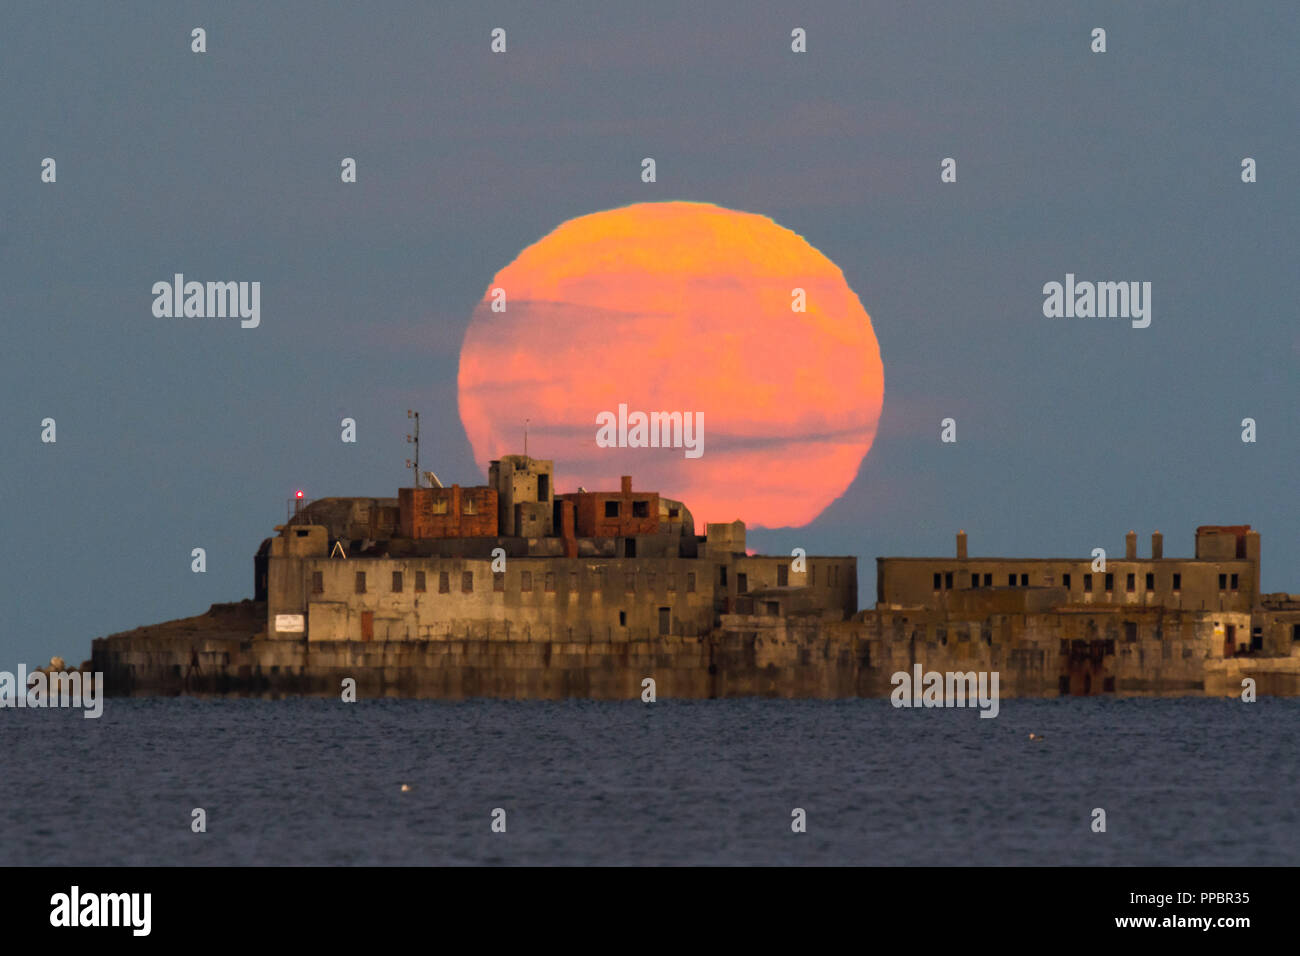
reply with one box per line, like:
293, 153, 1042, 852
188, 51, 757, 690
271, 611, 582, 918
2, 696, 1296, 866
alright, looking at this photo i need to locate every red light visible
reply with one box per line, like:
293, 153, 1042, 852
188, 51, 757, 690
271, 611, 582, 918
295, 490, 304, 498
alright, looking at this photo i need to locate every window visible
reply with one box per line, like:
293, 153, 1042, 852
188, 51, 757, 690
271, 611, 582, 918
618, 611, 627, 627
668, 507, 679, 518
944, 572, 953, 590
934, 572, 942, 590
687, 572, 696, 593
970, 572, 980, 588
355, 571, 367, 594
1008, 573, 1016, 587
632, 500, 649, 518
1145, 572, 1154, 590
392, 571, 403, 592
439, 571, 449, 593
462, 499, 477, 515
1126, 573, 1135, 593
1230, 573, 1239, 590
545, 572, 556, 593
1084, 573, 1093, 591
604, 500, 620, 518
461, 571, 473, 593
415, 571, 426, 592
1062, 573, 1071, 589
1124, 621, 1137, 642
777, 565, 788, 587
537, 474, 549, 501
983, 573, 992, 587
719, 567, 727, 587
1172, 573, 1181, 591
432, 498, 448, 515
1020, 573, 1028, 587
311, 571, 324, 594
493, 573, 504, 592
738, 573, 748, 593
1105, 573, 1114, 592
522, 571, 533, 592
1293, 624, 1300, 643
1218, 574, 1227, 590
625, 573, 636, 593
658, 607, 670, 636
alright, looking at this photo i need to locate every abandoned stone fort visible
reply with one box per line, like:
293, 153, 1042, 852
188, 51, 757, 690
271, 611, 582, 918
92, 453, 1300, 698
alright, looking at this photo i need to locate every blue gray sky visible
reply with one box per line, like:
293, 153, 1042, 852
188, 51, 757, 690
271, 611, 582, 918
3, 1, 1296, 667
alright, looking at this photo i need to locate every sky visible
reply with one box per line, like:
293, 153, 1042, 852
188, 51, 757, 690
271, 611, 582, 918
2, 1, 1297, 668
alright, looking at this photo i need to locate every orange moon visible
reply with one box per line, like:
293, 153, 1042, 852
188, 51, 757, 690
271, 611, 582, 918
457, 201, 884, 528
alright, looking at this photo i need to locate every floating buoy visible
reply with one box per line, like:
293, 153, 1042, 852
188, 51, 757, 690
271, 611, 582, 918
400, 784, 411, 792
1029, 733, 1045, 741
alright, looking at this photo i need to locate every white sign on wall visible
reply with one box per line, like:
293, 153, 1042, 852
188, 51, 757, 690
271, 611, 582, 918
275, 614, 305, 633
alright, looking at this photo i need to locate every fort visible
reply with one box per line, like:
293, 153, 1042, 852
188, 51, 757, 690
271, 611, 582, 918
88, 454, 1300, 698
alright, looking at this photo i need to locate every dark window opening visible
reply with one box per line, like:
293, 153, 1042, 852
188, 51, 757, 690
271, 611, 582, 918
1230, 573, 1239, 590
983, 573, 992, 587
1084, 573, 1093, 591
624, 538, 636, 558
461, 571, 473, 592
1008, 573, 1016, 587
355, 572, 366, 594
1105, 573, 1114, 592
604, 500, 620, 518
632, 500, 649, 518
493, 573, 504, 592
719, 567, 728, 587
777, 565, 789, 587
392, 571, 403, 592
933, 572, 942, 590
619, 611, 627, 627
1063, 573, 1071, 590
415, 571, 426, 592
1218, 574, 1227, 590
1126, 573, 1135, 593
1124, 621, 1137, 642
737, 573, 748, 593
658, 607, 670, 635
970, 572, 980, 588
537, 474, 549, 501
1145, 572, 1154, 590
944, 571, 954, 590
311, 571, 324, 594
1172, 573, 1181, 591
439, 571, 449, 593
1020, 573, 1028, 587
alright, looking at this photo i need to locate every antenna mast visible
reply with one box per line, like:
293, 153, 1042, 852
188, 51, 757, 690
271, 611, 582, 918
406, 410, 420, 487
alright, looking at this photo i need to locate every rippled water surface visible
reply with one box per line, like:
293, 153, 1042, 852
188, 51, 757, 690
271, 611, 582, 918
2, 697, 1297, 865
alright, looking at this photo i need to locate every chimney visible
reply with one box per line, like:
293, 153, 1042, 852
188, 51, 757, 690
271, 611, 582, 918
1125, 530, 1137, 560
956, 530, 968, 560
621, 475, 632, 495
1151, 531, 1163, 559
